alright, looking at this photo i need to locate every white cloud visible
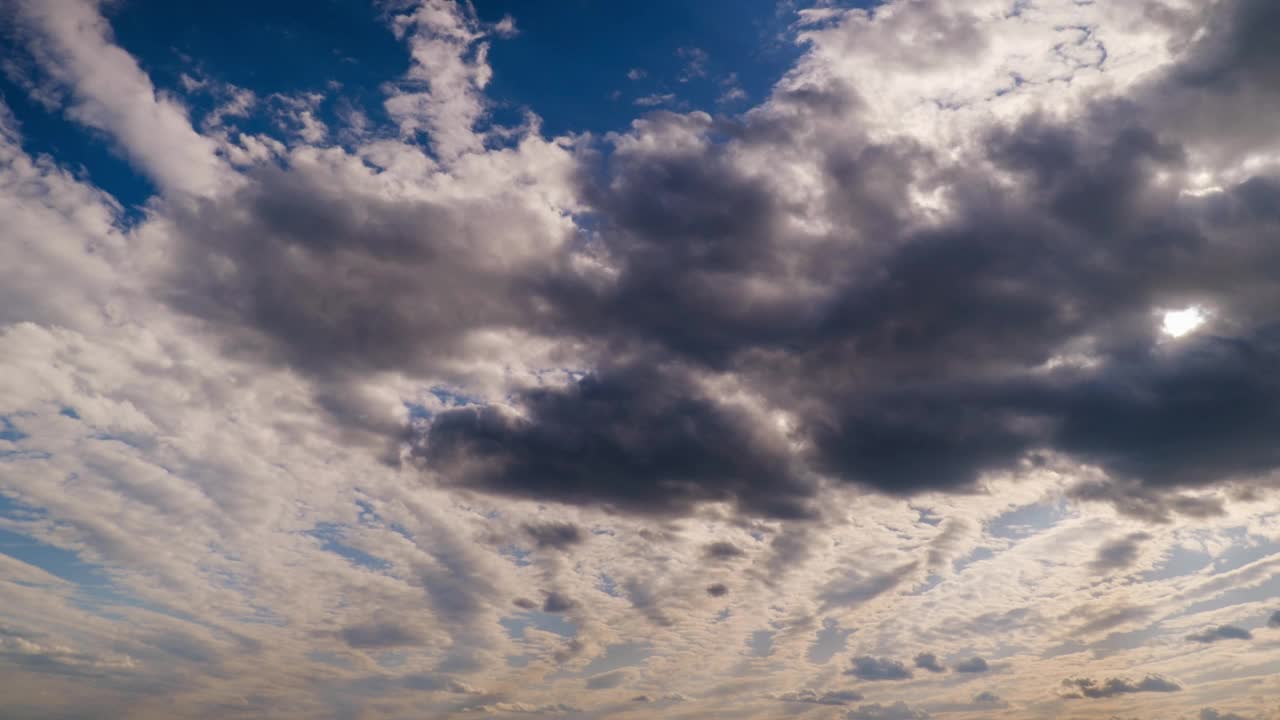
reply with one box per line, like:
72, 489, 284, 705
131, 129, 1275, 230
11, 0, 231, 196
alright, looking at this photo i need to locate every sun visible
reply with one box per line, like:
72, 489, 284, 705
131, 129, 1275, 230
1161, 306, 1207, 338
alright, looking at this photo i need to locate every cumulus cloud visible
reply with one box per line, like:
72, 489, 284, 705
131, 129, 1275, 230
953, 656, 989, 673
913, 652, 944, 673
848, 656, 912, 681
1061, 675, 1183, 699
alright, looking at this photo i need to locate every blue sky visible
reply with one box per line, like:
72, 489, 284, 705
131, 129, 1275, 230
2, 1, 1280, 719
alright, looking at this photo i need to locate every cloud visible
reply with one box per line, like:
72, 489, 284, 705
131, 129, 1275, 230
820, 562, 919, 610
914, 652, 945, 673
524, 522, 584, 550
1090, 533, 1153, 573
585, 669, 630, 690
1186, 625, 1253, 643
633, 93, 676, 107
847, 656, 912, 681
383, 0, 500, 161
6, 0, 1280, 718
340, 622, 423, 649
1061, 675, 1182, 699
1269, 611, 1280, 628
464, 702, 581, 715
846, 701, 930, 720
405, 0, 1280, 524
420, 364, 814, 519
703, 542, 745, 560
777, 688, 864, 706
10, 0, 228, 195
541, 592, 576, 614
953, 656, 989, 673
676, 47, 708, 82
1201, 709, 1252, 720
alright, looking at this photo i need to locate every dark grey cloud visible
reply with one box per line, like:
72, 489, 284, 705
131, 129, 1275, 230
705, 583, 729, 597
847, 656, 912, 681
846, 701, 930, 720
417, 364, 815, 519
512, 597, 537, 610
1269, 610, 1280, 628
524, 522, 584, 550
777, 689, 864, 706
1201, 708, 1252, 720
415, 0, 1280, 519
913, 652, 945, 673
1186, 625, 1253, 643
972, 691, 1001, 704
1090, 533, 1152, 573
541, 592, 576, 614
953, 656, 989, 673
703, 541, 745, 560
340, 622, 422, 650
1061, 675, 1182, 699
163, 0, 1280, 522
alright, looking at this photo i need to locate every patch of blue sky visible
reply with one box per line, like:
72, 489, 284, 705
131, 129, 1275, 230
596, 572, 619, 597
499, 544, 532, 567
953, 546, 996, 573
109, 0, 408, 136
470, 0, 845, 138
0, 522, 111, 592
308, 522, 392, 572
807, 619, 852, 664
0, 519, 157, 618
0, 416, 30, 442
429, 386, 481, 408
580, 641, 653, 676
1175, 572, 1280, 620
987, 499, 1069, 540
1139, 544, 1213, 582
907, 573, 944, 596
747, 629, 775, 657
1208, 529, 1280, 576
499, 610, 576, 640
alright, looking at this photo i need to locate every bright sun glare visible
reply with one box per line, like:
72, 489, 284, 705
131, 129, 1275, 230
1161, 306, 1207, 338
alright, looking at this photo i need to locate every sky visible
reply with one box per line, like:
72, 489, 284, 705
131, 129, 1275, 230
1, 0, 1279, 719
